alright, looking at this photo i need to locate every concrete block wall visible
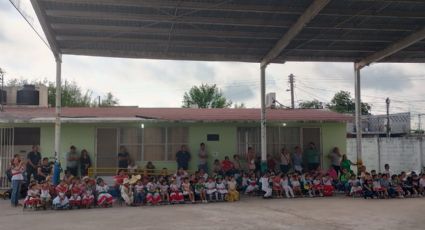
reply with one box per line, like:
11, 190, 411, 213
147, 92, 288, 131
347, 137, 424, 174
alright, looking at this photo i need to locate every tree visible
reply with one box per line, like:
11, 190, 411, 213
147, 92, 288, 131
299, 99, 324, 109
326, 91, 371, 115
182, 84, 232, 108
98, 92, 119, 107
233, 102, 246, 109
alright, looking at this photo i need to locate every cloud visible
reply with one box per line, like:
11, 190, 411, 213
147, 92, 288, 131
223, 83, 256, 102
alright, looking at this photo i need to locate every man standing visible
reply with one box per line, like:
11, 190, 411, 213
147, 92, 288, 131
117, 146, 130, 169
198, 143, 208, 172
26, 145, 41, 182
66, 146, 79, 176
176, 145, 191, 170
304, 142, 320, 171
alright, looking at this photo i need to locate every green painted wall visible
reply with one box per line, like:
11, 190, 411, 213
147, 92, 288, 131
1, 121, 347, 172
321, 122, 347, 169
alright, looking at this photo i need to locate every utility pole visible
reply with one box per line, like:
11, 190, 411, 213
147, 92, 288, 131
386, 97, 391, 137
289, 74, 295, 109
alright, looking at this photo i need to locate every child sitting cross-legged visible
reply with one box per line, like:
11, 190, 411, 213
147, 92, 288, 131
96, 178, 113, 208
24, 182, 41, 208
53, 180, 70, 209
205, 177, 219, 201
182, 177, 195, 203
159, 179, 170, 204
290, 174, 302, 197
281, 174, 294, 198
169, 178, 184, 204
195, 177, 208, 203
146, 177, 161, 205
272, 173, 283, 198
226, 176, 239, 202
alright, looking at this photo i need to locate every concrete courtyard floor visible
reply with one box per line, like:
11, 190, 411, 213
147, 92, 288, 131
1, 196, 424, 230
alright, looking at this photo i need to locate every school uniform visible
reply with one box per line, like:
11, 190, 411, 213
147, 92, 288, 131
260, 176, 272, 198
96, 184, 113, 207
281, 178, 294, 198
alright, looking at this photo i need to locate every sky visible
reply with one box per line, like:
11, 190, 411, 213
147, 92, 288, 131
0, 1, 424, 127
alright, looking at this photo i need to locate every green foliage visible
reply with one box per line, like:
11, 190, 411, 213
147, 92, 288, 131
233, 102, 246, 109
182, 84, 232, 108
6, 78, 119, 107
326, 91, 371, 115
298, 99, 324, 109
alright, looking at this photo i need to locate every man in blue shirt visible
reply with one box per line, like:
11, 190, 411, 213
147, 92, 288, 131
176, 145, 191, 170
26, 145, 42, 182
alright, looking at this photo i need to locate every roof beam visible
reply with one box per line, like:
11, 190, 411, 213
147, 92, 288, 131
261, 0, 330, 67
356, 27, 425, 69
30, 0, 61, 58
41, 0, 425, 19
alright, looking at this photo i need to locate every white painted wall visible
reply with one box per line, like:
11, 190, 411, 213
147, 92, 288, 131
347, 137, 424, 174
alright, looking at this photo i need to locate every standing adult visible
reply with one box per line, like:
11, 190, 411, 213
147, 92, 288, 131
198, 143, 208, 172
80, 149, 92, 177
279, 147, 291, 174
10, 155, 25, 207
36, 157, 51, 182
176, 145, 191, 170
292, 146, 303, 174
66, 145, 79, 177
26, 145, 41, 182
304, 142, 320, 171
328, 147, 342, 175
340, 154, 356, 174
117, 146, 130, 169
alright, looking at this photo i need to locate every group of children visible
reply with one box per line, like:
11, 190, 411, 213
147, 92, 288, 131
21, 165, 425, 210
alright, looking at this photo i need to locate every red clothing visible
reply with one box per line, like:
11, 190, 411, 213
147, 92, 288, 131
113, 175, 128, 185
221, 160, 234, 172
267, 159, 276, 170
55, 184, 68, 194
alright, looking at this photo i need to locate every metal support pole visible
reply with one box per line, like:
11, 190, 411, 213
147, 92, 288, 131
354, 64, 362, 166
260, 65, 267, 173
53, 54, 62, 185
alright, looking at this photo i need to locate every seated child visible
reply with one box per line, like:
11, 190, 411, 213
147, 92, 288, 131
362, 179, 375, 199
24, 182, 41, 208
216, 177, 228, 201
372, 175, 386, 198
312, 176, 324, 197
159, 179, 170, 204
281, 174, 294, 198
120, 178, 134, 206
53, 181, 70, 209
290, 174, 302, 197
169, 179, 184, 204
182, 177, 195, 203
245, 175, 258, 195
420, 174, 425, 196
322, 174, 334, 197
205, 177, 218, 201
260, 172, 272, 198
195, 177, 208, 203
411, 174, 421, 197
81, 186, 95, 208
348, 175, 362, 197
146, 177, 161, 205
303, 174, 314, 197
134, 179, 146, 205
241, 173, 249, 192
272, 174, 283, 198
69, 180, 82, 208
390, 175, 404, 198
96, 178, 113, 208
40, 181, 51, 208
226, 176, 239, 202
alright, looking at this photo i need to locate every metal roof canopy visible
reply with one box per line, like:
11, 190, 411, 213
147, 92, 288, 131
29, 0, 425, 170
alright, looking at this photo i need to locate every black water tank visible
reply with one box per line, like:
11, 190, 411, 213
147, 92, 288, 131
0, 89, 6, 104
17, 85, 39, 105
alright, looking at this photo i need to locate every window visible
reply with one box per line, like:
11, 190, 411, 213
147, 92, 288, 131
14, 128, 40, 145
116, 126, 189, 162
237, 127, 300, 158
207, 134, 219, 141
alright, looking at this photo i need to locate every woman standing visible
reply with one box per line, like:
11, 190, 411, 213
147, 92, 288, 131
328, 147, 342, 175
10, 155, 25, 207
80, 149, 92, 177
280, 148, 291, 174
340, 154, 356, 174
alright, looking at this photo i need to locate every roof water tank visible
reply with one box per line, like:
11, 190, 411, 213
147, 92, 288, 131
0, 89, 6, 104
17, 85, 39, 105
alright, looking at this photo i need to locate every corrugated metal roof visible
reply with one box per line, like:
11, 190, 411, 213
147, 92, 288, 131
0, 107, 351, 123
31, 0, 425, 63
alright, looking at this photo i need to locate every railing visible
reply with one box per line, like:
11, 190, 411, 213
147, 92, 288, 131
87, 167, 195, 178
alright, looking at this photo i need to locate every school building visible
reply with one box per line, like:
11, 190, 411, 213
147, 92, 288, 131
0, 106, 350, 184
